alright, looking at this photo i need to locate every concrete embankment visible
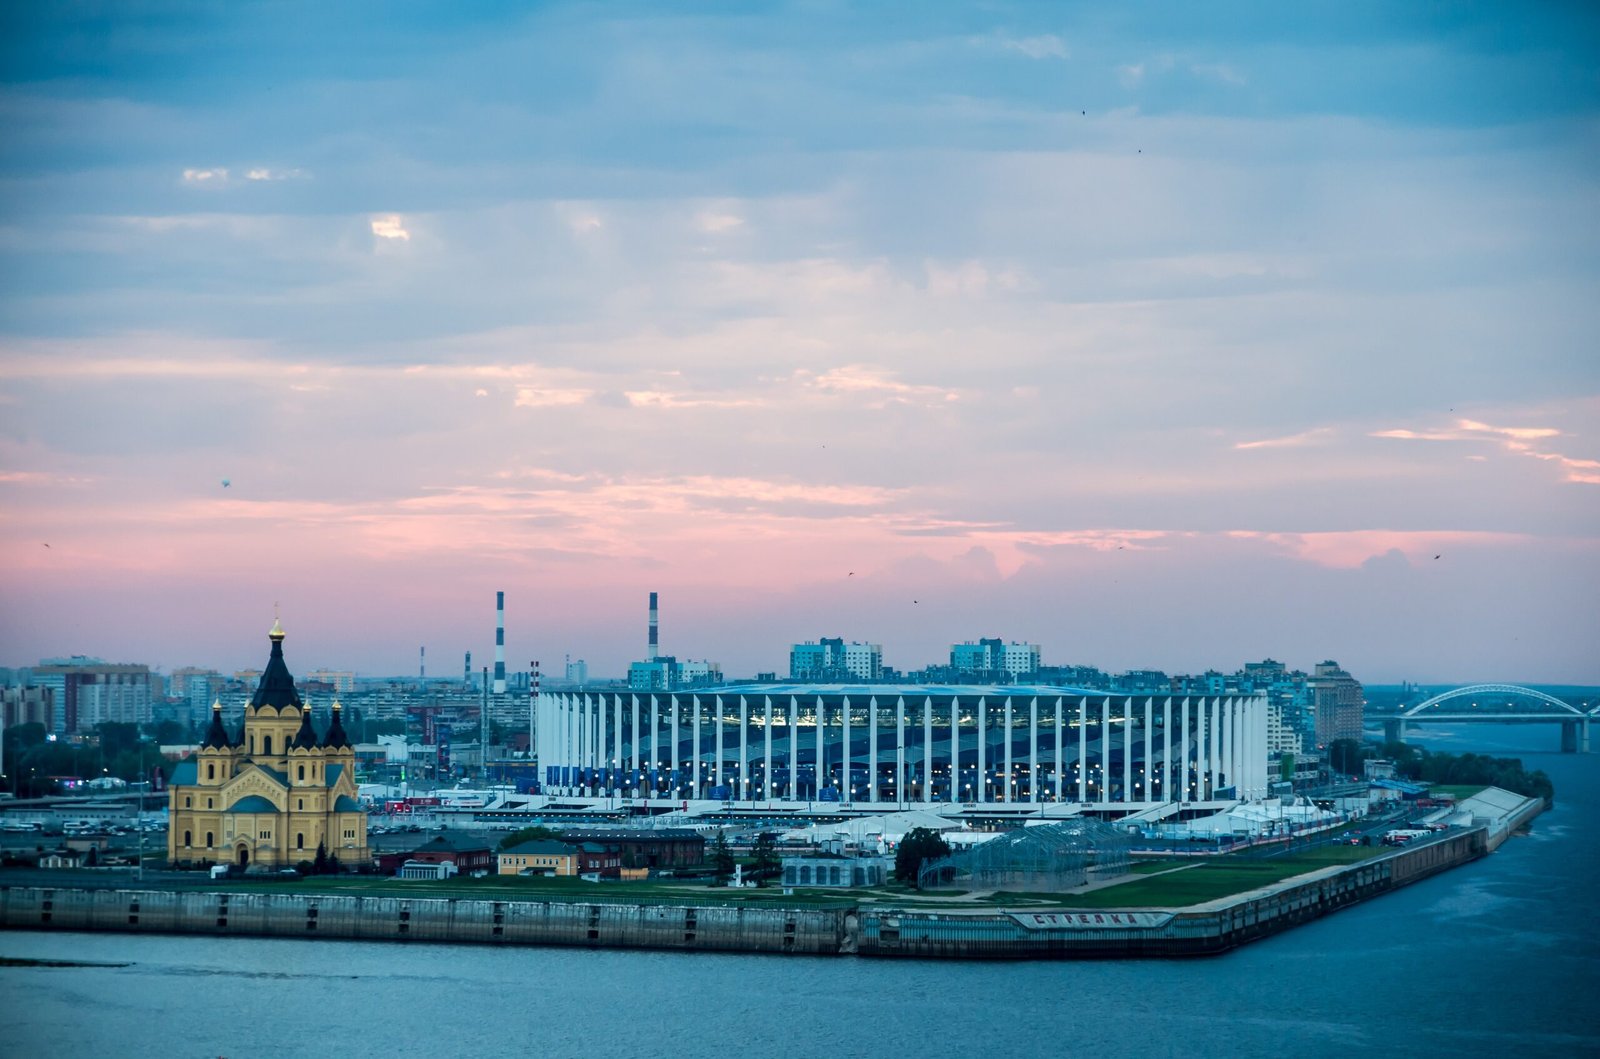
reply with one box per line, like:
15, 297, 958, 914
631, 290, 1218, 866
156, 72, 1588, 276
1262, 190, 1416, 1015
0, 887, 849, 955
857, 825, 1496, 959
0, 800, 1545, 960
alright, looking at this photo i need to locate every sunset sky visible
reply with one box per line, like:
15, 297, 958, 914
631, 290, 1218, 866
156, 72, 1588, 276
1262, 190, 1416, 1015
1, 3, 1596, 683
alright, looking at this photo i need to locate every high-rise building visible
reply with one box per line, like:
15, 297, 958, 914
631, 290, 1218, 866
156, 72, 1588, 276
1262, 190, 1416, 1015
790, 638, 882, 681
565, 659, 589, 686
950, 639, 1040, 680
1310, 660, 1364, 747
1, 686, 53, 729
304, 669, 357, 694
32, 659, 153, 734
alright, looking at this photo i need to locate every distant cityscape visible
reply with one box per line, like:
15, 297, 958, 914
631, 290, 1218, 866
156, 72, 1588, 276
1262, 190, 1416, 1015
0, 590, 1368, 793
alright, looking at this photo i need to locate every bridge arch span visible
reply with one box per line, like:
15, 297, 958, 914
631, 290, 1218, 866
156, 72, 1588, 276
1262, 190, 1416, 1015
1401, 683, 1580, 718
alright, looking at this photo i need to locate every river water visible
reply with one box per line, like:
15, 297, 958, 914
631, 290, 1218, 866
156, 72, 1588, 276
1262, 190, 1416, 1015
2, 725, 1595, 1059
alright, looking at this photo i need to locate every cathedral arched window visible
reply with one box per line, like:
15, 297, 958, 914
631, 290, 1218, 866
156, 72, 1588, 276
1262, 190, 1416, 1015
298, 764, 305, 781
205, 831, 214, 847
184, 830, 192, 847
263, 735, 273, 755
297, 833, 304, 849
207, 764, 215, 780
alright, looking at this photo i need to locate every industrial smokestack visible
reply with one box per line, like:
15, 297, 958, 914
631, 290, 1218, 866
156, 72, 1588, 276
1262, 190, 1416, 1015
420, 645, 425, 680
464, 650, 472, 687
493, 591, 507, 694
648, 591, 659, 661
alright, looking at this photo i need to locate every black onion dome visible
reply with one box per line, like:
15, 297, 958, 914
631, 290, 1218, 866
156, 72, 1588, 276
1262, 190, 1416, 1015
200, 701, 231, 750
289, 706, 320, 750
250, 618, 304, 710
321, 701, 352, 749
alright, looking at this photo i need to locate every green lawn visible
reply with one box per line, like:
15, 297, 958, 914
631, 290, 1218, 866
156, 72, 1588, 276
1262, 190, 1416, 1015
204, 873, 861, 908
1046, 846, 1386, 909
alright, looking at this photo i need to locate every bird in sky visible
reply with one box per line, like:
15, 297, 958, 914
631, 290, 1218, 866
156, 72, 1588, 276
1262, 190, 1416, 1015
42, 542, 50, 548
848, 572, 854, 576
1434, 554, 1441, 560
221, 478, 231, 488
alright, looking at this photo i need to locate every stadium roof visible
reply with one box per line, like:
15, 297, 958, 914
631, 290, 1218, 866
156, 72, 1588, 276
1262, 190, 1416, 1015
635, 684, 1123, 697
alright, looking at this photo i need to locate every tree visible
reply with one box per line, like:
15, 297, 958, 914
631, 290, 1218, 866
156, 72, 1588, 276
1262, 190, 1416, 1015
1327, 738, 1366, 777
94, 722, 142, 757
710, 832, 735, 886
149, 720, 186, 746
313, 840, 329, 875
894, 827, 952, 887
749, 832, 780, 887
498, 826, 561, 850
1278, 753, 1295, 781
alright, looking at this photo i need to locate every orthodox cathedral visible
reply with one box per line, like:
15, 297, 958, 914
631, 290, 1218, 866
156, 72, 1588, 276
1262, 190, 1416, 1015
167, 618, 369, 870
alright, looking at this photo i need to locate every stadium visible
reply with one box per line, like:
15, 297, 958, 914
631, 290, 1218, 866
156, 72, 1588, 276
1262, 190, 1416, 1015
536, 685, 1270, 809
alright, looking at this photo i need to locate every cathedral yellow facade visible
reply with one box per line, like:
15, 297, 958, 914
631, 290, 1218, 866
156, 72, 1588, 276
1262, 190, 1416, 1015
167, 619, 369, 870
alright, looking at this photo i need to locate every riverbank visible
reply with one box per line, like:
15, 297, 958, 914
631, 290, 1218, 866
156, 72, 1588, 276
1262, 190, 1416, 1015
1, 793, 1543, 959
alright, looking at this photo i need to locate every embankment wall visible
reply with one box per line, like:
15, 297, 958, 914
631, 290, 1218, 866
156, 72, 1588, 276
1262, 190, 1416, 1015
0, 887, 847, 955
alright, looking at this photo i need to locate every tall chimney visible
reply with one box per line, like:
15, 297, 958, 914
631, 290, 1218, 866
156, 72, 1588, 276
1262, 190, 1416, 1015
420, 645, 425, 680
648, 591, 659, 661
493, 591, 507, 694
464, 650, 472, 687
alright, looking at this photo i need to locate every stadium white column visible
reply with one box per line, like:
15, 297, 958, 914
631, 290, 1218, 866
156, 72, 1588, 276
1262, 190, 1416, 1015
739, 695, 748, 801
649, 695, 659, 793
1003, 697, 1014, 802
1250, 696, 1261, 798
921, 697, 932, 803
714, 694, 724, 793
1098, 698, 1110, 804
1229, 697, 1241, 798
1054, 697, 1065, 801
574, 693, 585, 790
1162, 697, 1172, 802
1219, 696, 1231, 797
1143, 698, 1153, 805
668, 695, 679, 796
841, 695, 853, 800
1077, 697, 1088, 802
763, 696, 773, 800
867, 696, 878, 804
691, 695, 702, 798
1179, 697, 1190, 801
613, 693, 623, 792
815, 696, 825, 798
1209, 697, 1221, 800
976, 697, 987, 803
950, 697, 960, 802
1028, 697, 1038, 804
1120, 697, 1131, 806
630, 695, 640, 790
896, 696, 906, 806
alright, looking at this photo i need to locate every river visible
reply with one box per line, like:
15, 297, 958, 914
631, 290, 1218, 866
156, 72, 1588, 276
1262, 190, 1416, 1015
2, 725, 1595, 1058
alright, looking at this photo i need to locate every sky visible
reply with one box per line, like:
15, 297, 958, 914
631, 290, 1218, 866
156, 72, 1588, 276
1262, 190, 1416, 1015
1, 2, 1597, 684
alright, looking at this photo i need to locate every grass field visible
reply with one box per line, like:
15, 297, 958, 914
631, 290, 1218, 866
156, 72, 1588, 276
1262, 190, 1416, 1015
1049, 845, 1386, 909
201, 873, 867, 908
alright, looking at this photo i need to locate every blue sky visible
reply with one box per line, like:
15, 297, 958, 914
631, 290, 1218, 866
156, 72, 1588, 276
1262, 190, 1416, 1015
1, 2, 1596, 682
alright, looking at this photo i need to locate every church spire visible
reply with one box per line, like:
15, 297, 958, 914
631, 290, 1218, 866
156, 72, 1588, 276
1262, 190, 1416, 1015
289, 703, 320, 750
251, 615, 303, 710
200, 699, 230, 750
321, 699, 352, 749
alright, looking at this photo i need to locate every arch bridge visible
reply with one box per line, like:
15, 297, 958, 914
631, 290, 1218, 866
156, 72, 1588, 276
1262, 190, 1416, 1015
1384, 684, 1593, 753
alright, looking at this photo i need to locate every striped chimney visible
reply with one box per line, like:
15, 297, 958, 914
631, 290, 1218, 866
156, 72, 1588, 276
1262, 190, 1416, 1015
648, 591, 659, 661
493, 591, 507, 694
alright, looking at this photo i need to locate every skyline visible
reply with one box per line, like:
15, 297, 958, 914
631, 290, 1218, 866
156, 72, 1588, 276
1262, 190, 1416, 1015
1, 4, 1597, 683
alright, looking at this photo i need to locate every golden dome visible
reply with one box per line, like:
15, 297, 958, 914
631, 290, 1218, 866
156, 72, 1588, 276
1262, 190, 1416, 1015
269, 616, 285, 640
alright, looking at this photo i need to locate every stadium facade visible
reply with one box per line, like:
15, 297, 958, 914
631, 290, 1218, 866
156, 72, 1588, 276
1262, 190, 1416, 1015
537, 685, 1270, 806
